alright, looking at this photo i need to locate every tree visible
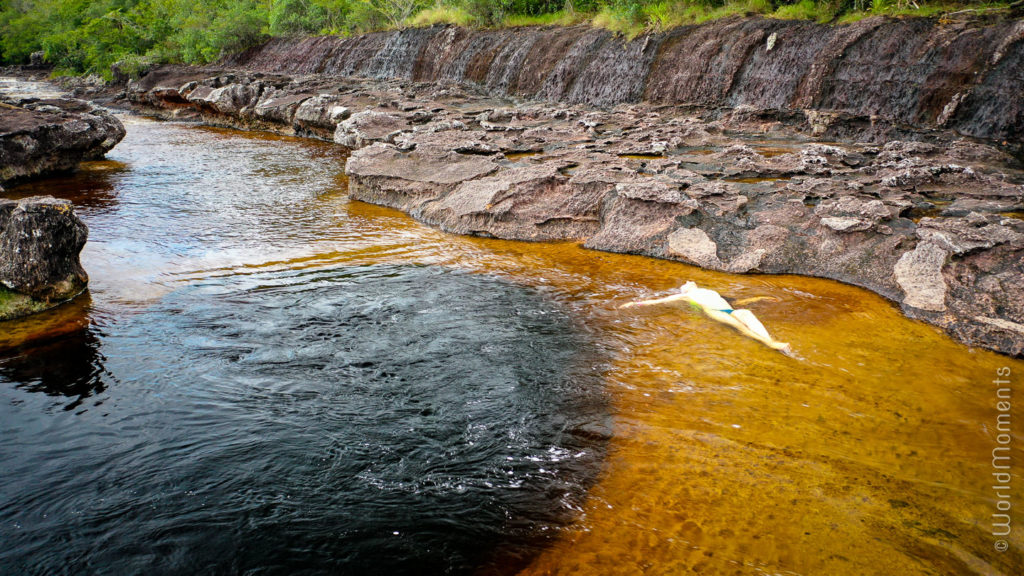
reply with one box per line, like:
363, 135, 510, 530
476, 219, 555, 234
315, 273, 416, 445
358, 0, 422, 29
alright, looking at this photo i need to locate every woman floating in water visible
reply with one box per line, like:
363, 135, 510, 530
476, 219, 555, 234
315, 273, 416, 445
620, 281, 792, 354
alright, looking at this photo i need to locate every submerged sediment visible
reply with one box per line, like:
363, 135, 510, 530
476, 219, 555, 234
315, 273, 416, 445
119, 17, 1024, 358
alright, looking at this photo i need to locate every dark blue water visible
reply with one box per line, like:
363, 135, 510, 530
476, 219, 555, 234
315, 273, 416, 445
0, 116, 609, 575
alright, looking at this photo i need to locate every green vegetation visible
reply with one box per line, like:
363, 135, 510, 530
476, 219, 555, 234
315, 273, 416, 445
836, 0, 1013, 22
0, 0, 1015, 77
773, 0, 831, 21
0, 0, 351, 76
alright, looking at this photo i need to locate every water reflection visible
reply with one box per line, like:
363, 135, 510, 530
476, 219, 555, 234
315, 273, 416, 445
0, 290, 105, 411
0, 325, 107, 411
3, 160, 125, 215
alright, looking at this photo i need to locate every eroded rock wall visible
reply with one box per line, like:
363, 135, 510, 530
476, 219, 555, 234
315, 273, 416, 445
120, 15, 1024, 357
225, 17, 1023, 146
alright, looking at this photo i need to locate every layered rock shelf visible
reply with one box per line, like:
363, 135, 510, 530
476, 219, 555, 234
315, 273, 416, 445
0, 96, 125, 185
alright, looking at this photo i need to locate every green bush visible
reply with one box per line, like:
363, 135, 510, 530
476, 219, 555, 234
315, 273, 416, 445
408, 4, 477, 26
461, 0, 511, 25
347, 0, 391, 31
310, 0, 353, 33
270, 0, 327, 35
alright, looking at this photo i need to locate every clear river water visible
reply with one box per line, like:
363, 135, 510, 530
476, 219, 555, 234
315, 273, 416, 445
1, 96, 1022, 575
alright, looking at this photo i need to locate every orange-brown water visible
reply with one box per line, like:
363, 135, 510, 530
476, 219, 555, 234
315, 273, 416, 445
4, 119, 1022, 575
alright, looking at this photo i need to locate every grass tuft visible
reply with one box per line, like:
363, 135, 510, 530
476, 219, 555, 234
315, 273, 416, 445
772, 0, 834, 21
503, 10, 588, 27
408, 6, 478, 28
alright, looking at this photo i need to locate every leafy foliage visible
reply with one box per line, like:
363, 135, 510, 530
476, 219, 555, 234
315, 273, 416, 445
0, 0, 1010, 78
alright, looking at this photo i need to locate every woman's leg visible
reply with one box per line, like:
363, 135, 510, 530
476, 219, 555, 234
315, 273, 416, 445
708, 309, 790, 352
731, 309, 773, 341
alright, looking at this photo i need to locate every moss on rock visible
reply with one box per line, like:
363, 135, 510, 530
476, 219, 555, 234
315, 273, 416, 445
0, 285, 50, 321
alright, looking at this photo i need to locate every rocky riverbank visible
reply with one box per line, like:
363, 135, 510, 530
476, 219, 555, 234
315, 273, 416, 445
0, 79, 121, 319
118, 64, 1024, 357
0, 94, 124, 186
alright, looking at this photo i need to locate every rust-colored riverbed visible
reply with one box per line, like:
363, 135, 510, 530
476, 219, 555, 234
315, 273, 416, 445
2, 115, 1021, 575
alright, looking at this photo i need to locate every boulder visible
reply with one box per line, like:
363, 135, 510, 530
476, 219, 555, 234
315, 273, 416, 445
0, 196, 88, 320
185, 82, 262, 116
345, 143, 499, 213
253, 90, 310, 125
419, 163, 600, 241
334, 111, 409, 147
894, 242, 949, 312
0, 98, 125, 185
28, 51, 45, 69
667, 227, 723, 269
294, 94, 351, 135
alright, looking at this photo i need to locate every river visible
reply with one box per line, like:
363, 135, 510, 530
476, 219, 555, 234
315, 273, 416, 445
1, 99, 1022, 574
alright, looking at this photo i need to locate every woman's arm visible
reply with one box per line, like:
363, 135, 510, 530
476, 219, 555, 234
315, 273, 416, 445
618, 293, 690, 309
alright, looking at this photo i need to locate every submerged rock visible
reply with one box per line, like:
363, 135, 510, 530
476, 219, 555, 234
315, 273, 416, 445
0, 196, 89, 320
334, 110, 408, 147
0, 98, 125, 185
